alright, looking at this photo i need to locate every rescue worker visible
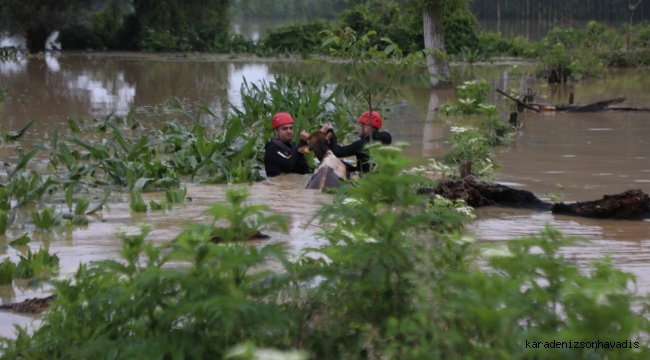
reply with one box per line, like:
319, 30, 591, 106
263, 112, 312, 177
327, 110, 392, 173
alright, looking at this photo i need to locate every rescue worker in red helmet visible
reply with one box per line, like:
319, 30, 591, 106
263, 112, 312, 177
325, 110, 392, 173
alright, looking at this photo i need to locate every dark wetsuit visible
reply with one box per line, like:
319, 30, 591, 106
264, 138, 311, 177
328, 129, 392, 172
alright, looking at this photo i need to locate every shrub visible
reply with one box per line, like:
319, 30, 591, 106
261, 20, 332, 54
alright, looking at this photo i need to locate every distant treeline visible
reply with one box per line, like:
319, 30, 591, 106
471, 0, 650, 23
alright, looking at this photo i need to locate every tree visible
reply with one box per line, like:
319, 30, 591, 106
0, 0, 91, 53
132, 0, 231, 51
407, 0, 474, 85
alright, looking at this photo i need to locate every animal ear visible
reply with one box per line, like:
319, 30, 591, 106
326, 132, 332, 143
298, 145, 310, 154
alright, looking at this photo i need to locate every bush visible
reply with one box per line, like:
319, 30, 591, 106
138, 28, 194, 52
261, 20, 332, 54
57, 24, 94, 50
4, 148, 650, 359
442, 3, 479, 55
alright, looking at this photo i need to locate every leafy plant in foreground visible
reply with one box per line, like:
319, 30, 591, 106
382, 226, 650, 359
0, 224, 294, 359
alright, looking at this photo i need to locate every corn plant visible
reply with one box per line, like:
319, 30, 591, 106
74, 196, 91, 215
0, 258, 16, 285
149, 199, 169, 211
130, 190, 147, 212
31, 205, 61, 231
0, 209, 7, 235
181, 187, 287, 243
15, 247, 60, 279
0, 187, 9, 210
9, 233, 30, 246
4, 119, 36, 142
165, 187, 187, 204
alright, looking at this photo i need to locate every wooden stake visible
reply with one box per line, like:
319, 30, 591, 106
569, 84, 575, 105
460, 160, 472, 179
509, 112, 518, 128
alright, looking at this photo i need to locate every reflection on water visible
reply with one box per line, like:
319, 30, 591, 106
470, 207, 650, 292
1, 53, 650, 338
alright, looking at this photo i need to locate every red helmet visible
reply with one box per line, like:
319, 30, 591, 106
358, 111, 382, 129
271, 112, 294, 129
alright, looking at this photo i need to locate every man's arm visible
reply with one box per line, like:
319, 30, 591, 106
264, 140, 308, 176
328, 130, 365, 158
373, 131, 392, 145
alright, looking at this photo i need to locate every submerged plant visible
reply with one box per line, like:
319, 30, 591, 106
0, 258, 15, 285
0, 209, 7, 235
15, 247, 60, 279
439, 79, 492, 115
130, 190, 147, 213
31, 206, 61, 231
182, 187, 288, 243
165, 187, 187, 205
149, 199, 169, 211
443, 128, 499, 178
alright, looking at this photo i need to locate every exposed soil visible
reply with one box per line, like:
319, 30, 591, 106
0, 295, 56, 314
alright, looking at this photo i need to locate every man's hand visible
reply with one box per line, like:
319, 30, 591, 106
300, 130, 310, 142
320, 123, 332, 134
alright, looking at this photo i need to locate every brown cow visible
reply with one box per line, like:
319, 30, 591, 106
301, 130, 349, 190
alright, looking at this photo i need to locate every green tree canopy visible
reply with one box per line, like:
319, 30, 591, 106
0, 0, 91, 53
132, 0, 231, 51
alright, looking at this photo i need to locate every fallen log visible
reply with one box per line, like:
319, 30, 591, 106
605, 106, 650, 112
525, 97, 628, 112
420, 176, 650, 220
552, 190, 650, 220
567, 97, 626, 112
0, 295, 56, 314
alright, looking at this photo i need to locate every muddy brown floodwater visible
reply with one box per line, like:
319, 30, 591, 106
1, 53, 649, 338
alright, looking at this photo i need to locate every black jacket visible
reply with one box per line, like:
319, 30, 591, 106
329, 129, 392, 172
264, 138, 311, 177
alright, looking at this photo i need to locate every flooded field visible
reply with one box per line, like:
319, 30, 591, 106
1, 53, 649, 338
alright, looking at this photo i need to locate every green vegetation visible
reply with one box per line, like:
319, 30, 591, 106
129, 190, 147, 213
0, 209, 7, 235
0, 246, 59, 286
476, 21, 650, 78
31, 206, 60, 231
165, 187, 187, 205
0, 258, 16, 285
320, 28, 438, 116
54, 0, 232, 52
15, 247, 60, 279
434, 79, 515, 179
2, 145, 649, 359
0, 0, 89, 53
180, 187, 287, 243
